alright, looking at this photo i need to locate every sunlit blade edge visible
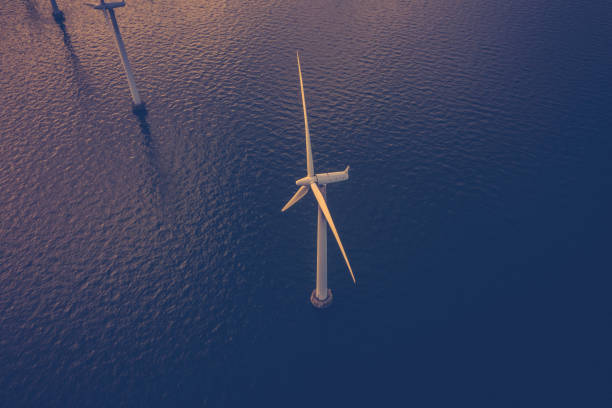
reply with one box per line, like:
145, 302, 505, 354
310, 183, 356, 284
281, 186, 309, 212
297, 52, 314, 177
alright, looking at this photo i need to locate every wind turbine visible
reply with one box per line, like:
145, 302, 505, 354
85, 1, 144, 110
282, 53, 355, 308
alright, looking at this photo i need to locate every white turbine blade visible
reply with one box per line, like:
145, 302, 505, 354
297, 52, 314, 177
310, 183, 356, 284
281, 186, 309, 212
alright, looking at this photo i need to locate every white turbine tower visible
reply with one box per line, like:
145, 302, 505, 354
85, 1, 144, 110
282, 53, 355, 308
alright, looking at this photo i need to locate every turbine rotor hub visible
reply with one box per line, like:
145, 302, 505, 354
296, 176, 316, 186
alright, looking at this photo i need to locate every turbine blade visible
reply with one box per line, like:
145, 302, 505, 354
281, 186, 309, 212
297, 52, 314, 177
310, 183, 356, 284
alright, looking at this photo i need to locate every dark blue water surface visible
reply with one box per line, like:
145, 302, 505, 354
1, 0, 611, 406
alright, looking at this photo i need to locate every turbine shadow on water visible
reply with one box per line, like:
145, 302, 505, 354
56, 20, 96, 101
21, 0, 41, 21
133, 106, 151, 143
50, 0, 65, 22
131, 107, 170, 213
58, 21, 76, 61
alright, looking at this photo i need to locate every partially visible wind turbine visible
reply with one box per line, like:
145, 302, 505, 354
282, 52, 355, 308
84, 0, 144, 110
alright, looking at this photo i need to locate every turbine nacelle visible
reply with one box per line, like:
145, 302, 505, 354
296, 166, 350, 186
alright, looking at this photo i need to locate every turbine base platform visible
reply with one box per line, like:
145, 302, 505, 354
310, 289, 333, 309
